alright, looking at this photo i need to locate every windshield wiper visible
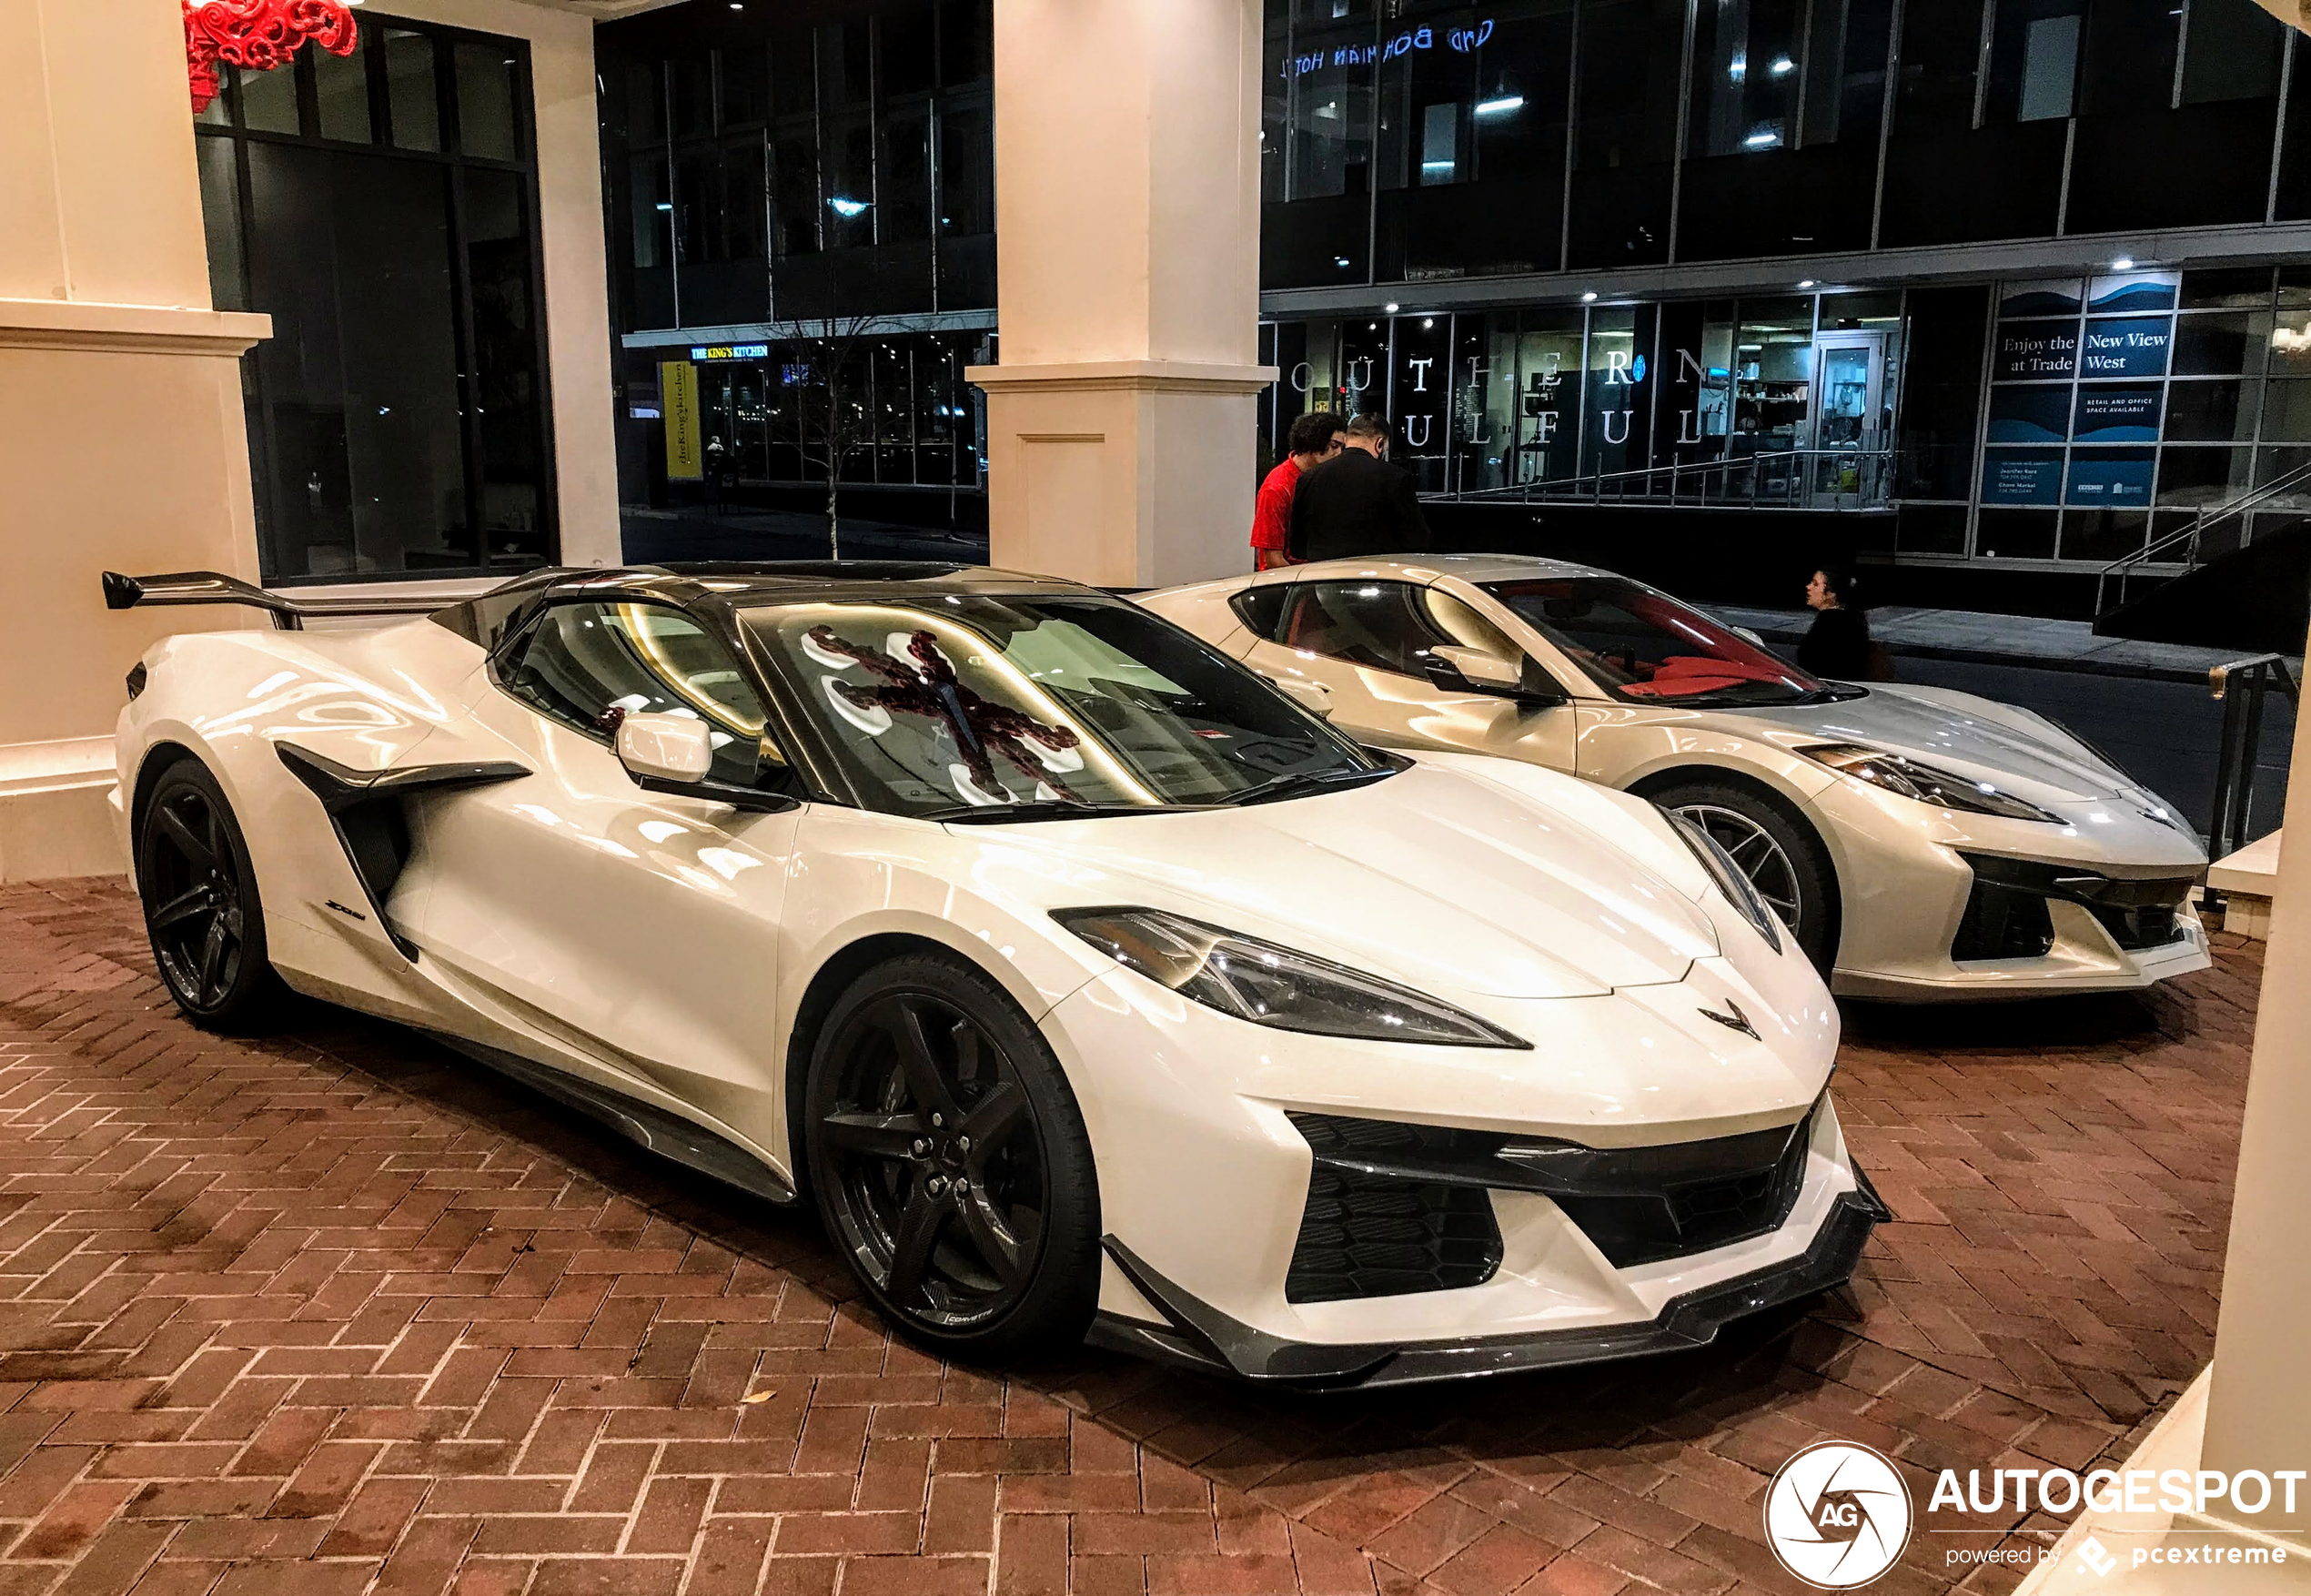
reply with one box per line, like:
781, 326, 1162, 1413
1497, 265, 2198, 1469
919, 801, 1220, 824
1222, 765, 1398, 808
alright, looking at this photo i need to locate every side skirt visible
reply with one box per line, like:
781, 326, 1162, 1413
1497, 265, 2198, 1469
424, 1031, 798, 1207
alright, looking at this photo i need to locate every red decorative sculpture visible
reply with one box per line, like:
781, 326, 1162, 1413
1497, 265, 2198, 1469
184, 0, 359, 115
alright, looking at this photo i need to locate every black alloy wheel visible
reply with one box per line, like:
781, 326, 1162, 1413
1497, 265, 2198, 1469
1651, 778, 1842, 974
805, 954, 1099, 1357
136, 759, 284, 1027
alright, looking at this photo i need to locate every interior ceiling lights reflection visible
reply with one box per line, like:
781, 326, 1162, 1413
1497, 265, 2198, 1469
828, 197, 871, 217
1334, 255, 1352, 268
1473, 95, 1524, 116
1729, 51, 1747, 80
1770, 55, 1795, 75
1743, 129, 1783, 148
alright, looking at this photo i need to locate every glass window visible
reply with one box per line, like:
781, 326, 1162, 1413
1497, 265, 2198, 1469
314, 27, 373, 143
456, 42, 520, 162
627, 62, 664, 146
2269, 314, 2311, 377
1274, 581, 1450, 677
501, 602, 771, 787
724, 140, 766, 260
2180, 0, 2283, 105
722, 43, 769, 126
240, 60, 301, 136
1390, 316, 1453, 494
772, 134, 820, 256
2263, 379, 2311, 440
385, 30, 441, 152
771, 27, 816, 116
1569, 0, 1682, 268
1581, 305, 1657, 478
1514, 308, 1583, 482
882, 5, 937, 96
669, 51, 713, 139
2159, 446, 2255, 508
940, 0, 993, 86
823, 115, 873, 249
196, 138, 247, 311
465, 168, 548, 566
632, 154, 672, 268
675, 146, 725, 264
1483, 577, 1828, 703
1689, 0, 1803, 158
2173, 314, 2272, 377
2182, 268, 2275, 310
1452, 313, 1519, 494
1985, 0, 2084, 124
747, 598, 1379, 815
2059, 509, 2150, 563
1900, 286, 1991, 500
2165, 380, 2257, 443
881, 111, 932, 242
2080, 4, 2179, 116
1975, 508, 2059, 560
1733, 298, 1811, 448
1660, 299, 1736, 463
822, 20, 873, 107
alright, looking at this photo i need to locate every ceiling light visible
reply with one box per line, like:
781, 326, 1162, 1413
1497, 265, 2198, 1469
1743, 129, 1783, 148
2112, 256, 2134, 270
828, 197, 870, 217
1798, 279, 1816, 288
1473, 96, 1525, 116
1422, 318, 1434, 328
1385, 301, 1400, 313
1334, 255, 1351, 268
1770, 56, 1794, 76
1581, 291, 1599, 303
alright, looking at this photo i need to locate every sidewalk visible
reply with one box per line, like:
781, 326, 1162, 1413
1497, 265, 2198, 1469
1715, 603, 2295, 684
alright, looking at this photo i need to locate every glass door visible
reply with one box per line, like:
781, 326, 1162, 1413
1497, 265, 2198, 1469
1811, 330, 1887, 504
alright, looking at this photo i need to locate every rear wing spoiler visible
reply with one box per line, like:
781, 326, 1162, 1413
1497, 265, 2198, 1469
100, 571, 449, 631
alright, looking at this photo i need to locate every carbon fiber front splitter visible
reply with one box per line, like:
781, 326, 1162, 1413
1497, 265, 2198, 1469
1085, 1173, 1889, 1389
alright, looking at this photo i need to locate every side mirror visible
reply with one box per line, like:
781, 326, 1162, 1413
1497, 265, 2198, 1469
1425, 648, 1567, 708
616, 712, 714, 783
1432, 645, 1521, 692
1263, 673, 1334, 718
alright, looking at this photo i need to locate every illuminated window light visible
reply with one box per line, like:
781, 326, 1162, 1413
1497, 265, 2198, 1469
1473, 96, 1525, 116
828, 196, 871, 217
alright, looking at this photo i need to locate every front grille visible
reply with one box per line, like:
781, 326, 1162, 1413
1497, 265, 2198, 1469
1954, 854, 2196, 960
1284, 1116, 1502, 1304
1283, 1104, 1821, 1298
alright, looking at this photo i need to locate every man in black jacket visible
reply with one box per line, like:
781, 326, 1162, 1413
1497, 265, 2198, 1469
1287, 412, 1432, 561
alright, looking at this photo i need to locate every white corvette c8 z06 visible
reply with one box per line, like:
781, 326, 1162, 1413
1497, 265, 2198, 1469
101, 561, 1882, 1386
1139, 554, 2209, 1004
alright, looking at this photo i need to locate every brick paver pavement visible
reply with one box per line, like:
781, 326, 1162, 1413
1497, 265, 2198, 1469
0, 878, 2262, 1596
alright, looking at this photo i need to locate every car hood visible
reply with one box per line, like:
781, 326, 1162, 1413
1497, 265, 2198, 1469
971, 762, 1721, 1000
1731, 685, 2148, 805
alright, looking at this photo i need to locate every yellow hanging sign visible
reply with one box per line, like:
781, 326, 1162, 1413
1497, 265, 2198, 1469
662, 360, 703, 480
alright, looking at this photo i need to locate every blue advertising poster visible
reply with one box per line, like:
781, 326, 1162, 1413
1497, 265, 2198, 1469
1983, 450, 2064, 505
2072, 385, 2165, 441
2078, 317, 2173, 379
2088, 272, 2180, 315
1987, 385, 2073, 443
1995, 323, 2078, 381
2066, 450, 2155, 507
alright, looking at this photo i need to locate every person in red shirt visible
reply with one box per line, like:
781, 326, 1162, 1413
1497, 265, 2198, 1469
1250, 409, 1345, 571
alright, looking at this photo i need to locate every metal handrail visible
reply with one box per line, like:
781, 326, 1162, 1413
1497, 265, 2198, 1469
2096, 459, 2311, 617
2205, 653, 2300, 868
1448, 446, 1895, 510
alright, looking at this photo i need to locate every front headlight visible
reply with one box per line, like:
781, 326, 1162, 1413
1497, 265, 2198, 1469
1798, 742, 2064, 823
1660, 810, 1782, 954
1052, 906, 1529, 1049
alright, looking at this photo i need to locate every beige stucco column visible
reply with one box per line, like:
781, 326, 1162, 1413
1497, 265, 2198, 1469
2198, 631, 2311, 1553
968, 0, 1277, 587
0, 0, 270, 882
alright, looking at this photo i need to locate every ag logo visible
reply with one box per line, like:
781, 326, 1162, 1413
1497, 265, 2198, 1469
1763, 1441, 1913, 1588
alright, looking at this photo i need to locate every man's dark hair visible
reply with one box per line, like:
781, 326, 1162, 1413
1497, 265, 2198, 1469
1286, 409, 1343, 458
1344, 412, 1389, 443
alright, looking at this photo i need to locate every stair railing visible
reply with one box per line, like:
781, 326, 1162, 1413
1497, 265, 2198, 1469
2205, 652, 2301, 870
2096, 459, 2311, 619
1446, 446, 1894, 510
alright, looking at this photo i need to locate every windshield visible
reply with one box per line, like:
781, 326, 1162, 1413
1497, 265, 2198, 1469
1482, 577, 1830, 706
745, 596, 1385, 816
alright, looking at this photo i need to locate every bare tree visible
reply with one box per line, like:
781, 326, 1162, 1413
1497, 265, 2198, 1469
788, 307, 894, 561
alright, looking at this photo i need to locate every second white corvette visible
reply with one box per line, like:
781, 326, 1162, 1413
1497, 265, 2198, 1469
104, 561, 1881, 1383
1141, 554, 2209, 1003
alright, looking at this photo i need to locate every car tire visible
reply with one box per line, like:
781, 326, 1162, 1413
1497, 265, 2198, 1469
1650, 779, 1841, 973
803, 951, 1101, 1359
136, 758, 288, 1029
